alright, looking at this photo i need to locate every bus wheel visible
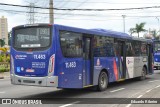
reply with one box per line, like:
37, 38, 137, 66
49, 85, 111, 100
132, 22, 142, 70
97, 71, 108, 91
138, 67, 146, 80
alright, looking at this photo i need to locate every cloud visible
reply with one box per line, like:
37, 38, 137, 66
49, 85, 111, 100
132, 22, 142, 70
0, 0, 160, 35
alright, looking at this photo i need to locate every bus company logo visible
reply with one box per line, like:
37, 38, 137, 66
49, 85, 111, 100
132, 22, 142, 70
127, 60, 133, 64
15, 55, 27, 59
94, 58, 102, 69
97, 58, 100, 66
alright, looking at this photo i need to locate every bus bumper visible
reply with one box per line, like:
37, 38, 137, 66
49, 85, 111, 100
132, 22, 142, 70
10, 74, 58, 87
154, 66, 160, 70
154, 62, 160, 70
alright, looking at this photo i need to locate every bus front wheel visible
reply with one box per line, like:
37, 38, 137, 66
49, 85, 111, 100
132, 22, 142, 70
97, 71, 108, 91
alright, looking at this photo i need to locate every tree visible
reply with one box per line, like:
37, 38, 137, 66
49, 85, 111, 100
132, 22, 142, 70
0, 47, 8, 53
149, 29, 160, 40
129, 28, 136, 36
129, 22, 147, 37
0, 39, 5, 47
8, 31, 12, 46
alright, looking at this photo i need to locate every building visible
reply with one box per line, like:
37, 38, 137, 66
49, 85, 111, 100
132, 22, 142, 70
0, 16, 8, 46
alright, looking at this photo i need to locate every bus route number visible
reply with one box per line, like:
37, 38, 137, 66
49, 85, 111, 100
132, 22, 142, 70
34, 54, 46, 59
65, 62, 76, 68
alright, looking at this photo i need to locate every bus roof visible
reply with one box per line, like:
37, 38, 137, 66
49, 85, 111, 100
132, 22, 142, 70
153, 40, 160, 42
12, 23, 152, 43
54, 24, 132, 39
54, 24, 152, 43
132, 37, 152, 43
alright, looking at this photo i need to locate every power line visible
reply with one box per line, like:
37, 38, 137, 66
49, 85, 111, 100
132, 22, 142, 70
1, 3, 160, 11
0, 7, 156, 21
1, 8, 160, 18
56, 0, 88, 19
54, 0, 160, 4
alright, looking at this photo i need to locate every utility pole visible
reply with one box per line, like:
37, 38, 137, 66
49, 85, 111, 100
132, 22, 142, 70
49, 0, 54, 24
27, 3, 35, 24
122, 15, 126, 33
156, 17, 160, 40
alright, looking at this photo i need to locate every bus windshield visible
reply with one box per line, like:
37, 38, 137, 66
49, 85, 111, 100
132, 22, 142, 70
154, 42, 160, 52
13, 27, 51, 51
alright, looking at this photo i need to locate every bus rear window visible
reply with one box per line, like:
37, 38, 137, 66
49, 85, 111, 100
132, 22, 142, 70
13, 27, 51, 51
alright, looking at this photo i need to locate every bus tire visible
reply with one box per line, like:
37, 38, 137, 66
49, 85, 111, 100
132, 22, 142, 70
97, 71, 108, 91
138, 67, 146, 81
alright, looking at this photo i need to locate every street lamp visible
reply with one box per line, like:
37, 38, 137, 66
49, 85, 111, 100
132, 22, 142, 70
156, 17, 160, 32
122, 15, 126, 33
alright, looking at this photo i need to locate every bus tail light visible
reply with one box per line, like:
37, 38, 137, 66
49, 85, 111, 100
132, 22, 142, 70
11, 55, 15, 74
48, 54, 55, 76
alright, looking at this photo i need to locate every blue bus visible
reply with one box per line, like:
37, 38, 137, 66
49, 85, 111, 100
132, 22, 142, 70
153, 40, 160, 70
10, 24, 153, 91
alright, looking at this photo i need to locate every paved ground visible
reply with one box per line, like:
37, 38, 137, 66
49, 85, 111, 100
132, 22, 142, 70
0, 72, 10, 79
1, 71, 160, 107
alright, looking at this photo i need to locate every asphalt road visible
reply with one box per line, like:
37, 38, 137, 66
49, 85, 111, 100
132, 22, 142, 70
1, 71, 160, 107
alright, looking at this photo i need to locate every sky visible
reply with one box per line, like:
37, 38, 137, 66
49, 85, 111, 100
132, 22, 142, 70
1, 0, 160, 37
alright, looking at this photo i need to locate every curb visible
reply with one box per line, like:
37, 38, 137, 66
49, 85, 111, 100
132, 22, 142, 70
0, 77, 4, 79
0, 72, 4, 79
0, 72, 10, 79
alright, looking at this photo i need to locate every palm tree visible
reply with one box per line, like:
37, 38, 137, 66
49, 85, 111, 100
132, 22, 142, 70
129, 28, 136, 36
129, 22, 147, 37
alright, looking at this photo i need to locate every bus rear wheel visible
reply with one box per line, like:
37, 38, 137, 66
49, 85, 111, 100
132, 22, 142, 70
97, 71, 108, 91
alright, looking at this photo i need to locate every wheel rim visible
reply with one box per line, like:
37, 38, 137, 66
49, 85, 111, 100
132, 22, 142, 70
100, 73, 107, 88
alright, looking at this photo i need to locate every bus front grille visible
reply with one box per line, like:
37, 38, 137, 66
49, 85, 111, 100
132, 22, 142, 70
23, 80, 35, 83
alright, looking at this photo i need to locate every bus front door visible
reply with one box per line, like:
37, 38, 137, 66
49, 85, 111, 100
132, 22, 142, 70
83, 36, 93, 87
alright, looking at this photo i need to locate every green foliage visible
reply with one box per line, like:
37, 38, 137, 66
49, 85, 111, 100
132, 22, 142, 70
0, 55, 10, 62
129, 22, 147, 37
6, 56, 10, 62
150, 30, 160, 40
0, 68, 9, 72
0, 56, 3, 62
0, 55, 10, 72
0, 55, 5, 62
0, 39, 5, 47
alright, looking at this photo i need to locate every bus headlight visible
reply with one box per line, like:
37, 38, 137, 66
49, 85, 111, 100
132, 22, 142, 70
48, 54, 55, 77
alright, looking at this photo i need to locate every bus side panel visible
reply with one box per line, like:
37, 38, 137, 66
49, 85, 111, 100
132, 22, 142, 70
83, 60, 91, 86
55, 28, 83, 88
57, 58, 83, 88
126, 57, 134, 79
53, 27, 59, 76
126, 56, 148, 79
93, 57, 118, 86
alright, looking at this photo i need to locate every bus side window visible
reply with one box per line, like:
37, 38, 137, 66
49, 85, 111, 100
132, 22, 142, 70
60, 31, 83, 57
93, 36, 115, 57
126, 42, 135, 56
